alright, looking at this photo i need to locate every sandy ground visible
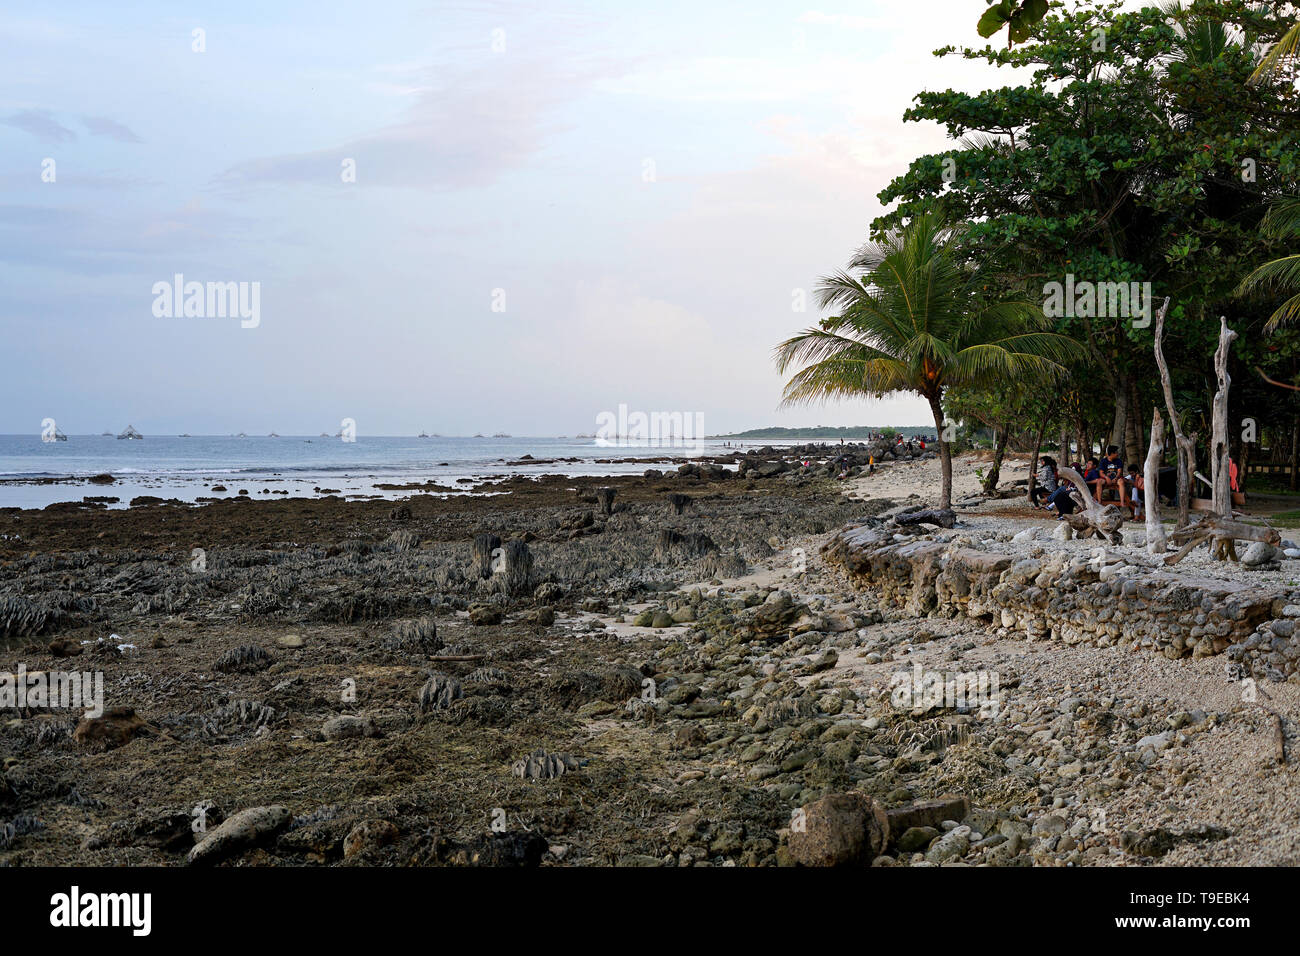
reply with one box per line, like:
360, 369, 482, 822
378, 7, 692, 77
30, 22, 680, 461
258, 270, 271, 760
844, 451, 993, 506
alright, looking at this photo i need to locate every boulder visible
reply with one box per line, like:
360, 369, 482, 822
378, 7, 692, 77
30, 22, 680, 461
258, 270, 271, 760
787, 791, 889, 867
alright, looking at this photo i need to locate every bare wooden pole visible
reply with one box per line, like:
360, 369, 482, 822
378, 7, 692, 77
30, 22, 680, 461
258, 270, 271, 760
1144, 409, 1167, 555
1153, 297, 1195, 529
1211, 316, 1238, 522
1209, 317, 1239, 560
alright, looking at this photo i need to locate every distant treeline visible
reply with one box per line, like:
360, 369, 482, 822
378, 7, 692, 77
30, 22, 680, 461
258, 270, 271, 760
711, 426, 932, 439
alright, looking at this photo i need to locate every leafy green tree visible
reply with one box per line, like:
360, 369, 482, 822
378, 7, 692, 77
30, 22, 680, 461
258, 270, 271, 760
879, 0, 1300, 475
774, 213, 1080, 508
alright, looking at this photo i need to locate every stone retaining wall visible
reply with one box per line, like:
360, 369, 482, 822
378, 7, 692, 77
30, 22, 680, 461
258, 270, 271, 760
822, 523, 1300, 683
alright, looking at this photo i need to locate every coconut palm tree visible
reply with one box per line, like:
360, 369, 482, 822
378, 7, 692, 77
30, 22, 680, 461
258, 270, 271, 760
774, 213, 1080, 509
1236, 196, 1300, 329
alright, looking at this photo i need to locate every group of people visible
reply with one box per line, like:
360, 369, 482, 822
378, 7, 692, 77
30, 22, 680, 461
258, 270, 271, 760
1032, 447, 1146, 520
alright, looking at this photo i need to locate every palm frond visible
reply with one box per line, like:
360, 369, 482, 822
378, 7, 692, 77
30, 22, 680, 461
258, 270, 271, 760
1249, 20, 1300, 85
1261, 197, 1300, 238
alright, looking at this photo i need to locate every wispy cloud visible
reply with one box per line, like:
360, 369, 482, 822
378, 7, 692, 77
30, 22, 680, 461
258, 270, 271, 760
212, 55, 618, 192
2, 109, 76, 143
81, 115, 143, 143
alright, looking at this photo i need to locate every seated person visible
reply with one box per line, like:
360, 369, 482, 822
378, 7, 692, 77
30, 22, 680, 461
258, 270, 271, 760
1032, 456, 1058, 506
1082, 457, 1101, 499
1097, 446, 1126, 505
1125, 464, 1144, 519
1047, 482, 1080, 517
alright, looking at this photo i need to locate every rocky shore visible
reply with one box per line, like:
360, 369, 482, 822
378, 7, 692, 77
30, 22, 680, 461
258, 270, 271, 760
2, 451, 1298, 866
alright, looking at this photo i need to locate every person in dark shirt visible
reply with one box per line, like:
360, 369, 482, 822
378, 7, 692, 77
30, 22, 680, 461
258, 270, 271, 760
1083, 457, 1101, 500
1098, 445, 1126, 506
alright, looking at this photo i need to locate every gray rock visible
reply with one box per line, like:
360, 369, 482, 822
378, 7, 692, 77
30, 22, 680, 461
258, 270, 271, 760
925, 825, 970, 863
187, 805, 292, 865
1242, 541, 1279, 567
322, 715, 378, 740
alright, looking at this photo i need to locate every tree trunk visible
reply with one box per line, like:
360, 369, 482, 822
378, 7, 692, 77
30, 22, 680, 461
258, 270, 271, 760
983, 420, 1011, 493
1144, 409, 1167, 555
1058, 424, 1069, 468
1110, 373, 1130, 456
1126, 376, 1143, 465
929, 395, 953, 509
1238, 432, 1250, 494
1290, 415, 1298, 492
1026, 418, 1047, 505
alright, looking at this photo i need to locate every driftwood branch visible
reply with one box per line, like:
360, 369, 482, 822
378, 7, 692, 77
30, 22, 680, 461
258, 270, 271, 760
1255, 366, 1300, 392
1163, 516, 1281, 565
1056, 467, 1126, 544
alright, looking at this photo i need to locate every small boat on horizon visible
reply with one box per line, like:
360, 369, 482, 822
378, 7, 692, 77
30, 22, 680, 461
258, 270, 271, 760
117, 425, 143, 440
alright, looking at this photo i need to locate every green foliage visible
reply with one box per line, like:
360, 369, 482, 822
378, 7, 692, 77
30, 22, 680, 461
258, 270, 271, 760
978, 0, 1052, 46
774, 212, 1079, 412
880, 0, 1300, 457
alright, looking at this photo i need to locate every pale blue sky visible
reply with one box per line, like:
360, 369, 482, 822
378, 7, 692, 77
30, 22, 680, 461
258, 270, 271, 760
1, 0, 1057, 436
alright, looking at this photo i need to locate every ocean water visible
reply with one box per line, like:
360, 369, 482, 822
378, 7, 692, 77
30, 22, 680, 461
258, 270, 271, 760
0, 434, 790, 509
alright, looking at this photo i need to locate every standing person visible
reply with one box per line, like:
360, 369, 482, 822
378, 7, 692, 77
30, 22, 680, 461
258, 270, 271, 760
1032, 456, 1058, 507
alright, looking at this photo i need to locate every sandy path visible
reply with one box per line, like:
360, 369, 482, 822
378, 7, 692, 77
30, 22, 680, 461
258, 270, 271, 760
843, 451, 1009, 506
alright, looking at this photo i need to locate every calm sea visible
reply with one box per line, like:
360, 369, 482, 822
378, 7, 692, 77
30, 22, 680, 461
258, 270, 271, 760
0, 434, 789, 509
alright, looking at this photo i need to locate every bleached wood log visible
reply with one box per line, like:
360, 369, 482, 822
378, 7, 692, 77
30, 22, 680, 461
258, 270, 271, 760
1056, 467, 1126, 544
1163, 516, 1281, 565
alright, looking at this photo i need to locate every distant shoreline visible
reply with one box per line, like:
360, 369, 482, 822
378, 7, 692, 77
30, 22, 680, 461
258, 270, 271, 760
710, 426, 932, 440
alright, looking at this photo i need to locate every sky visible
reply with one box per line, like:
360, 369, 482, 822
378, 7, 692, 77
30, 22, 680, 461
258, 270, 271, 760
0, 0, 1097, 437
